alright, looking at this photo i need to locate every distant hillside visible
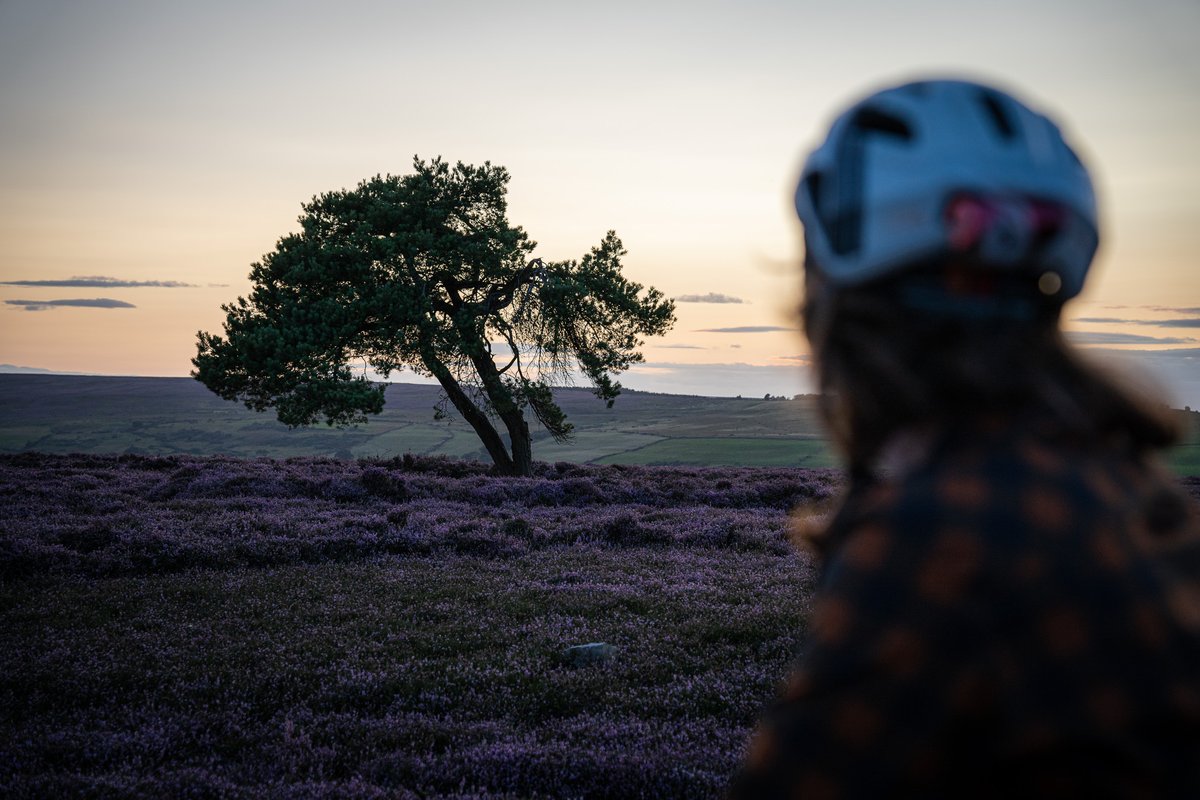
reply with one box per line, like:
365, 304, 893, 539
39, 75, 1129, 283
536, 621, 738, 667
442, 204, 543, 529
5, 374, 1199, 473
0, 374, 838, 468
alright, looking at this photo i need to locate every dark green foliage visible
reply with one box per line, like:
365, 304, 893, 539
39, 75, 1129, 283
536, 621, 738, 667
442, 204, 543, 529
194, 158, 675, 475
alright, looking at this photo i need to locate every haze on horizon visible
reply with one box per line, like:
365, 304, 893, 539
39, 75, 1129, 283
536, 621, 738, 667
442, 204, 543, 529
1, 0, 1198, 404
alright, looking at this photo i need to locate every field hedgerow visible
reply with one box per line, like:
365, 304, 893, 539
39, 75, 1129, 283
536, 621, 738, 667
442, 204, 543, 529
0, 453, 839, 799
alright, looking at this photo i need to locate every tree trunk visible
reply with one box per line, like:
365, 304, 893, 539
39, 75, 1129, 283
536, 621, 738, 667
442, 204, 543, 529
500, 408, 533, 477
468, 349, 535, 477
422, 352, 517, 475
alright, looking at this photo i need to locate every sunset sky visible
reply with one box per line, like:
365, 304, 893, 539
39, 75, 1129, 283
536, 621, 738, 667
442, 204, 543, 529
2, 0, 1198, 404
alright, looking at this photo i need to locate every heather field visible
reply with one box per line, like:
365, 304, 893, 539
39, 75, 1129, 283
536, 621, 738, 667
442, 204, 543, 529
1, 452, 840, 799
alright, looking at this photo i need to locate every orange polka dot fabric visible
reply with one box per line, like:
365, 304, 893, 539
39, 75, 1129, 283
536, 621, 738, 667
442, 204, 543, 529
730, 423, 1200, 799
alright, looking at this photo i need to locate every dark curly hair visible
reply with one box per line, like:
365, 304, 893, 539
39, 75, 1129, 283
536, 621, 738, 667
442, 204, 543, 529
801, 258, 1179, 478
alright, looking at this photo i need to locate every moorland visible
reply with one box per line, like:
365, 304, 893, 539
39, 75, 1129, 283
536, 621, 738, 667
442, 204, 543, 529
3, 373, 1199, 798
1, 375, 842, 797
1, 450, 838, 798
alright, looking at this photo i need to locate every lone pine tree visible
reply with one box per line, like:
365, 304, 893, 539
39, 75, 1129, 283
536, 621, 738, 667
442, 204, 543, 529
194, 157, 675, 475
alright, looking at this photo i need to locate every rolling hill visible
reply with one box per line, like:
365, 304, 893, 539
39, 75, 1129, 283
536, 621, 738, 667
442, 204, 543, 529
4, 373, 1199, 473
0, 374, 839, 468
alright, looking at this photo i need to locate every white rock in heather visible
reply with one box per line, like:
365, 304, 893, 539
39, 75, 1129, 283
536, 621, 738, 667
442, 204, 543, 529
562, 642, 616, 667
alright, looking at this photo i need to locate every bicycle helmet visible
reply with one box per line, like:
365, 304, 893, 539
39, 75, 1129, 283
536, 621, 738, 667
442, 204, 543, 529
795, 78, 1099, 301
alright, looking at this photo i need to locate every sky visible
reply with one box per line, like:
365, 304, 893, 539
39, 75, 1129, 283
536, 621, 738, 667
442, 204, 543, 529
1, 0, 1198, 404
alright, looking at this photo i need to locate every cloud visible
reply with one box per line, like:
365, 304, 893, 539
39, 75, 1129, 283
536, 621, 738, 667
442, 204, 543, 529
1149, 319, 1200, 328
656, 344, 707, 350
695, 325, 797, 333
674, 293, 745, 304
0, 364, 55, 373
0, 275, 196, 288
1089, 347, 1200, 359
6, 298, 136, 311
0, 364, 90, 375
1150, 306, 1200, 315
1075, 316, 1200, 328
1100, 305, 1200, 314
1066, 331, 1195, 346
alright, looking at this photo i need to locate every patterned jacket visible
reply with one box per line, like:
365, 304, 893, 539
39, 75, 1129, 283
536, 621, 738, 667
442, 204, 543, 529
730, 419, 1200, 798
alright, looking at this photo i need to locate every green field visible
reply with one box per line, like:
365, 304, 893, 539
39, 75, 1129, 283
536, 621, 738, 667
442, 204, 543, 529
2, 374, 1198, 473
595, 436, 838, 468
0, 375, 836, 468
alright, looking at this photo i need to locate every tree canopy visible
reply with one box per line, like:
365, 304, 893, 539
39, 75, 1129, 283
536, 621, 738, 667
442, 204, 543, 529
193, 157, 676, 475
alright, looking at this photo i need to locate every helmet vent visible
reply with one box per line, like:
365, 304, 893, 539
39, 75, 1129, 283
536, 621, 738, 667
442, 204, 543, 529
851, 107, 913, 140
978, 91, 1016, 140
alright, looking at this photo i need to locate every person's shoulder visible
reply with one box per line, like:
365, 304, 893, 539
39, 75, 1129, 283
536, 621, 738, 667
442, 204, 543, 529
925, 420, 1200, 556
920, 418, 1178, 505
822, 417, 1198, 569
830, 421, 1161, 549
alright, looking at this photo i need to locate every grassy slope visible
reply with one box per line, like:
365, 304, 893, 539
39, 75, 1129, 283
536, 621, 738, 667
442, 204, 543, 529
3, 374, 1196, 472
0, 375, 841, 468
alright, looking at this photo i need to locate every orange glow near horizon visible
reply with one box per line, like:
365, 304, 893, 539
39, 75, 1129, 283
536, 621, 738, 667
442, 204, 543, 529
2, 1, 1197, 401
